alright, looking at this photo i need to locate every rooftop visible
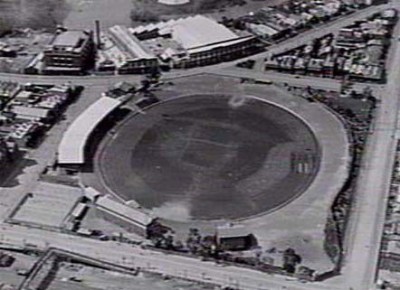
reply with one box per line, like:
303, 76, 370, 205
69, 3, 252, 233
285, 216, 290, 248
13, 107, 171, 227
133, 15, 241, 50
96, 195, 154, 227
51, 30, 89, 48
108, 25, 155, 60
217, 224, 252, 239
58, 96, 121, 164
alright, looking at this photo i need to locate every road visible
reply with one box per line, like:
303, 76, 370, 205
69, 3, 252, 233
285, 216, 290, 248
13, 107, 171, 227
0, 2, 397, 290
0, 1, 389, 87
339, 1, 400, 289
0, 223, 339, 290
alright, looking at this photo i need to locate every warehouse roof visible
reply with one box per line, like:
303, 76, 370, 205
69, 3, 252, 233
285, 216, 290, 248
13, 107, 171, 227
58, 96, 121, 165
132, 15, 241, 50
108, 25, 155, 60
169, 15, 239, 49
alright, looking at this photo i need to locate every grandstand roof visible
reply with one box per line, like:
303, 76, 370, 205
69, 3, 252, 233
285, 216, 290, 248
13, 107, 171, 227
58, 96, 121, 165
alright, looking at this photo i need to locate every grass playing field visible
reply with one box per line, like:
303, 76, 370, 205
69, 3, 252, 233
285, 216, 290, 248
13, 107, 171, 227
96, 94, 320, 221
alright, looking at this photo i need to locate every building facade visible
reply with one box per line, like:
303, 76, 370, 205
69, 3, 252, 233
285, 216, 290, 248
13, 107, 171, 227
42, 30, 95, 75
132, 15, 262, 70
97, 25, 159, 74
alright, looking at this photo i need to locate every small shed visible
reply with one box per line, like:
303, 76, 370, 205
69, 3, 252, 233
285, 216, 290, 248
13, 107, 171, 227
216, 224, 254, 251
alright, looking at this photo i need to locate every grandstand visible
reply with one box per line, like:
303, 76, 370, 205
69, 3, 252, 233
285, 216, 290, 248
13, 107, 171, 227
57, 96, 122, 169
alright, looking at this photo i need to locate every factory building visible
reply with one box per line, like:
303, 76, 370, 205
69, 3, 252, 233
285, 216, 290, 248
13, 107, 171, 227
97, 25, 159, 74
96, 15, 260, 74
132, 15, 261, 69
42, 30, 95, 75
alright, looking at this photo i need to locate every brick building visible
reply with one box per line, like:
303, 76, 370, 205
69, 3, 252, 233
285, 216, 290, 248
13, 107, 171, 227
42, 30, 95, 75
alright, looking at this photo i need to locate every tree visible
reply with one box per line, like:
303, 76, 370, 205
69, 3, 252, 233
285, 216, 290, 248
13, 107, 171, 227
186, 228, 202, 254
283, 248, 302, 273
164, 235, 174, 250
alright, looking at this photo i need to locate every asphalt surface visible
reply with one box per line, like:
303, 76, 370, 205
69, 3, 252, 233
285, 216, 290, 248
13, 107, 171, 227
338, 1, 400, 289
0, 223, 342, 290
96, 94, 320, 221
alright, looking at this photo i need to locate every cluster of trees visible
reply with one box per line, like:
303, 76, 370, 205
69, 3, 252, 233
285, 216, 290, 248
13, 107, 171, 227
148, 227, 219, 259
149, 225, 313, 279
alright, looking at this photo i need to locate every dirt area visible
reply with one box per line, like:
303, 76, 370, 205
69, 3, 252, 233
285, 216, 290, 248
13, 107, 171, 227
10, 182, 82, 228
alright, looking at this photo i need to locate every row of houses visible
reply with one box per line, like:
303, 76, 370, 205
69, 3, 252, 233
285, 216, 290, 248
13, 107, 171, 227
19, 0, 385, 75
0, 81, 78, 148
238, 0, 381, 41
264, 9, 397, 82
379, 142, 400, 274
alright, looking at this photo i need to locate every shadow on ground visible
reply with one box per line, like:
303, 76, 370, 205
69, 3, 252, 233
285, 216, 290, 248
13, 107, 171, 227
0, 156, 38, 188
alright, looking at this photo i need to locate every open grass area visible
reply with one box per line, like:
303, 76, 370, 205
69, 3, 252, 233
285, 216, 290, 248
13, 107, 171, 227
96, 93, 319, 221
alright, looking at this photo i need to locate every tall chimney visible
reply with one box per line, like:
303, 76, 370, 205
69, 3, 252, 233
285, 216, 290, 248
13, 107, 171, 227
95, 20, 101, 49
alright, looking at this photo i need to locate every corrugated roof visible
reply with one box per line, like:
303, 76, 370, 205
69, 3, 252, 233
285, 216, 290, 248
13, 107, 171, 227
96, 195, 154, 227
70, 203, 87, 218
108, 25, 155, 60
131, 15, 240, 50
11, 106, 50, 119
58, 96, 121, 165
188, 36, 254, 54
170, 15, 239, 49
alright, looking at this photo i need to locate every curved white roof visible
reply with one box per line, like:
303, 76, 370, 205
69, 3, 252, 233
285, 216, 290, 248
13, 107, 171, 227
58, 97, 121, 165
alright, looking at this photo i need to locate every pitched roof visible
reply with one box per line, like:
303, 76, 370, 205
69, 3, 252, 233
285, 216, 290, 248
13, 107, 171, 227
169, 15, 239, 49
217, 224, 252, 239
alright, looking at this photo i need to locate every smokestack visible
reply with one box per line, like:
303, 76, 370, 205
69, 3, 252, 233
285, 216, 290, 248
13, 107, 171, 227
95, 20, 101, 49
